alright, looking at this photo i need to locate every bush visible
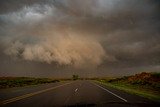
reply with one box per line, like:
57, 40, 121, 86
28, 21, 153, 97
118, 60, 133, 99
72, 75, 79, 80
152, 73, 160, 78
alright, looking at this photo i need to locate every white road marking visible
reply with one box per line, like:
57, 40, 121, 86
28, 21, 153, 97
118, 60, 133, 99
92, 82, 127, 102
65, 88, 78, 104
75, 88, 78, 92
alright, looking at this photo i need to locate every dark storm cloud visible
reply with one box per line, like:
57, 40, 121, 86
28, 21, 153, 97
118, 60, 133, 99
0, 0, 54, 14
0, 0, 160, 77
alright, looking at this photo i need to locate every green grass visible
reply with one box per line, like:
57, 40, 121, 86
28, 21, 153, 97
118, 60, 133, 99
0, 77, 60, 89
96, 80, 160, 102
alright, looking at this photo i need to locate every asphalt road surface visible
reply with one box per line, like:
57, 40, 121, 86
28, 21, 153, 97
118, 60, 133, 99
0, 80, 159, 107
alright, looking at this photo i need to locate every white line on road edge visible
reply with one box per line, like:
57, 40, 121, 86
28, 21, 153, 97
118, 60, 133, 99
0, 82, 73, 105
91, 82, 127, 102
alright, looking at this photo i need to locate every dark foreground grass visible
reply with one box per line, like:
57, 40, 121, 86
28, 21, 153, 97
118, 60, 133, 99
96, 80, 160, 102
0, 77, 60, 89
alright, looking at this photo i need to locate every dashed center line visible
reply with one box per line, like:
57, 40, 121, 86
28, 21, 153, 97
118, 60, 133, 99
65, 88, 79, 104
75, 88, 78, 92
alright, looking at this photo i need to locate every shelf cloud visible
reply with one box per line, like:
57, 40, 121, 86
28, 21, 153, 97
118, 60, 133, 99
0, 0, 159, 77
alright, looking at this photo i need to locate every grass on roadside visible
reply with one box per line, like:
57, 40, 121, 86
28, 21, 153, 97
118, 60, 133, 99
0, 77, 60, 89
96, 80, 160, 102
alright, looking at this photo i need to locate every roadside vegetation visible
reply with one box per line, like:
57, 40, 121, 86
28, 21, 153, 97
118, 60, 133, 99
96, 72, 160, 102
72, 75, 79, 80
0, 77, 59, 89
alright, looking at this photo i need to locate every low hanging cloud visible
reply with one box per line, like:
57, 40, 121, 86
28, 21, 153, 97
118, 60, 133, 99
0, 0, 160, 76
4, 34, 106, 67
0, 4, 108, 68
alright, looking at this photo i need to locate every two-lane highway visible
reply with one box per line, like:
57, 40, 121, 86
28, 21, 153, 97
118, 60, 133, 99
0, 80, 158, 107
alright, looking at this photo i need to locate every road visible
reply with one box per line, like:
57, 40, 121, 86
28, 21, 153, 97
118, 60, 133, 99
0, 80, 159, 107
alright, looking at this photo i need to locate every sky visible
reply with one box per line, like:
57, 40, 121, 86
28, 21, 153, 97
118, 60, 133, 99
0, 0, 160, 78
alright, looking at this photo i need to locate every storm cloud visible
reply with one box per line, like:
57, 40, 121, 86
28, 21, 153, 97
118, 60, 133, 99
0, 0, 160, 77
